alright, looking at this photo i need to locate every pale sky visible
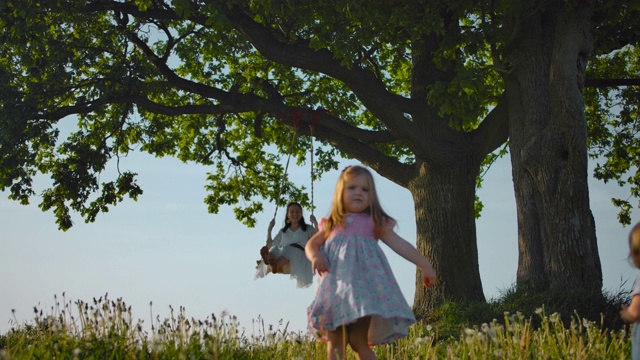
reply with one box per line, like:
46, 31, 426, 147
0, 148, 636, 336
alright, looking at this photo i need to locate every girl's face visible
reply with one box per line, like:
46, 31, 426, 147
632, 253, 640, 269
342, 174, 371, 213
287, 204, 303, 224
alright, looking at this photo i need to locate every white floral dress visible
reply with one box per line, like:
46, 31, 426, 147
307, 213, 416, 345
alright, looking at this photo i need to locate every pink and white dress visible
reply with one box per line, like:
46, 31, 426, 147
307, 213, 416, 345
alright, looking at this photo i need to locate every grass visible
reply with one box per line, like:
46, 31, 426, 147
0, 288, 633, 359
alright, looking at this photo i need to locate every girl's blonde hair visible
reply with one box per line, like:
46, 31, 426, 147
629, 222, 640, 268
324, 165, 394, 238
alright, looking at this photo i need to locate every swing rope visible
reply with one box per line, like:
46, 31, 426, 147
273, 128, 298, 221
272, 122, 316, 221
310, 124, 315, 217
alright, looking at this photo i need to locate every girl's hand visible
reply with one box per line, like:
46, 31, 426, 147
621, 304, 629, 322
311, 255, 329, 276
268, 219, 275, 230
421, 266, 437, 287
309, 214, 318, 227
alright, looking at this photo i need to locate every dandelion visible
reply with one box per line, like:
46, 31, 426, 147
481, 323, 490, 333
464, 328, 476, 336
535, 307, 543, 315
426, 324, 433, 332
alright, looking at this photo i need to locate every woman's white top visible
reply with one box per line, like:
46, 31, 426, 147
272, 226, 316, 248
255, 225, 317, 288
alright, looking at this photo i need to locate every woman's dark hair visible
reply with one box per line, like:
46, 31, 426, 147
281, 202, 309, 232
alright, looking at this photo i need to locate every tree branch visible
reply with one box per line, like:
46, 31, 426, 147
585, 78, 640, 88
473, 95, 510, 159
217, 6, 423, 146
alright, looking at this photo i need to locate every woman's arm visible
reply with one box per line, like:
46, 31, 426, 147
266, 219, 276, 248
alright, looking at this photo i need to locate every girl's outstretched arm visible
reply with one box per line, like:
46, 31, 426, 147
305, 231, 329, 276
621, 294, 640, 323
380, 226, 437, 287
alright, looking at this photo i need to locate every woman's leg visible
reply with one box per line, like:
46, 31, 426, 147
276, 257, 290, 273
326, 326, 348, 360
347, 317, 376, 360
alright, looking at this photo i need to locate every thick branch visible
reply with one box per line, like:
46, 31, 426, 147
472, 96, 510, 158
304, 124, 417, 186
218, 6, 425, 149
585, 78, 640, 87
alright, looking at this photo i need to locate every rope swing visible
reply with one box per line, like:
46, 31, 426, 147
271, 109, 320, 221
254, 109, 320, 280
272, 128, 299, 221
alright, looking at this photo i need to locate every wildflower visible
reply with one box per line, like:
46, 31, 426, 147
481, 323, 490, 333
464, 328, 476, 336
151, 334, 164, 353
426, 324, 433, 332
414, 337, 425, 346
535, 307, 543, 315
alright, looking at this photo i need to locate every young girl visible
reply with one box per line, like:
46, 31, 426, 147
255, 202, 318, 288
620, 221, 640, 360
306, 165, 436, 360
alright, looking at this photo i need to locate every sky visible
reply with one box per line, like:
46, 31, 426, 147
1, 146, 637, 337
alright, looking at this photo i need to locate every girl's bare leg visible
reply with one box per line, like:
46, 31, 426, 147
326, 325, 348, 360
347, 317, 376, 360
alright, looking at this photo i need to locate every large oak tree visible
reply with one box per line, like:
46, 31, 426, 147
1, 0, 638, 316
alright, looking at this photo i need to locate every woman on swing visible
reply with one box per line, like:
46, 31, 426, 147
258, 202, 318, 288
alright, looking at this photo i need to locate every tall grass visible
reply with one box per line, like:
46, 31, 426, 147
0, 292, 632, 359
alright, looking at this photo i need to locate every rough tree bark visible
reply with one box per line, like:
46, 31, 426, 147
410, 160, 486, 318
503, 1, 602, 292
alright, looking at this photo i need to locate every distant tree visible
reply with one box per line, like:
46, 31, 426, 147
0, 1, 637, 315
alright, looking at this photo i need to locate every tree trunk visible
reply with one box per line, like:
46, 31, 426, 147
504, 1, 602, 292
411, 160, 486, 318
